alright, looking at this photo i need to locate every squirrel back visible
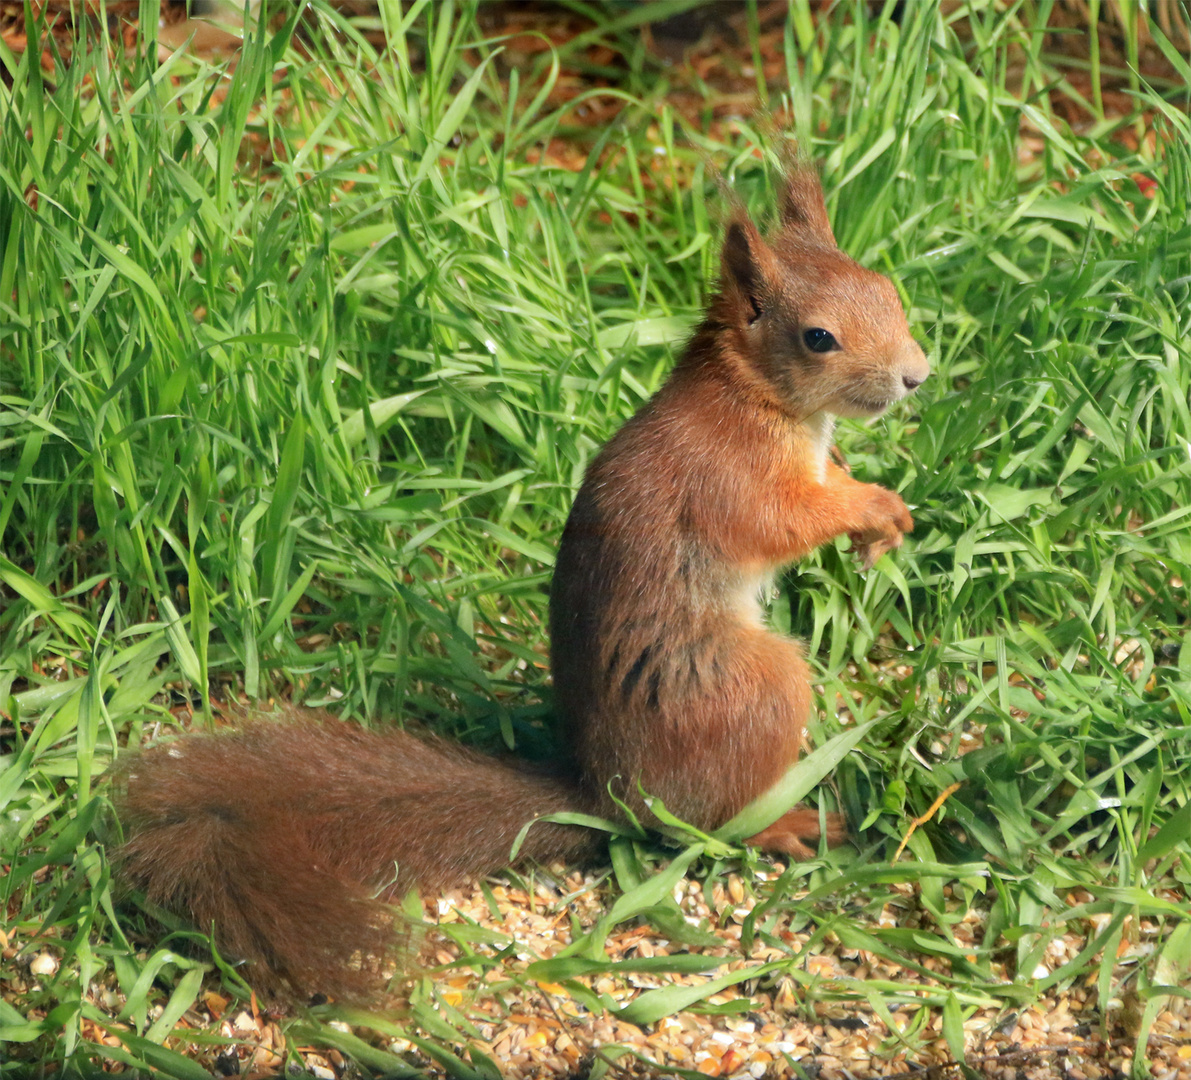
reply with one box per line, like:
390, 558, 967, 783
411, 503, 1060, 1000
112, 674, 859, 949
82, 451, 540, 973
115, 164, 926, 1000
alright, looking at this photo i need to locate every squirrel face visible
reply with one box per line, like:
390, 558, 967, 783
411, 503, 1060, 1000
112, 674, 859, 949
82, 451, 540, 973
714, 168, 929, 421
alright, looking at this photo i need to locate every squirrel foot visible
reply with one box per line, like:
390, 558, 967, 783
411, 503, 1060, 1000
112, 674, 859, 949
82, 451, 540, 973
745, 807, 848, 860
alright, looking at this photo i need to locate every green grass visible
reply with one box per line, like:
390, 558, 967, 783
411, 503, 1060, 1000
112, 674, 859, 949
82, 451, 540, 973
2, 0, 1190, 1076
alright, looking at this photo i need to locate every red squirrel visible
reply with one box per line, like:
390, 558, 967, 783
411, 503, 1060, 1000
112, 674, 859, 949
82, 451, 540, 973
115, 165, 928, 1000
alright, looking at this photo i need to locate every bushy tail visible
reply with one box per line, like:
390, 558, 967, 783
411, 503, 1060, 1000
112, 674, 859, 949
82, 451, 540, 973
113, 715, 598, 1000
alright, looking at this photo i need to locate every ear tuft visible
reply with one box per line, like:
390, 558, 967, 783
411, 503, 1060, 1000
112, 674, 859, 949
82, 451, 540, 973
779, 166, 836, 247
722, 219, 761, 296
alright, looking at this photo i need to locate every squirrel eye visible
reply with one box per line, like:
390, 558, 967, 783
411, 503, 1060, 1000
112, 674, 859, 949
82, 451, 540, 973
803, 327, 838, 353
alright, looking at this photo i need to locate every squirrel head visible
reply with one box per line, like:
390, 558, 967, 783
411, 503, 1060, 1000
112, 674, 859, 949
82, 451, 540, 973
714, 167, 929, 421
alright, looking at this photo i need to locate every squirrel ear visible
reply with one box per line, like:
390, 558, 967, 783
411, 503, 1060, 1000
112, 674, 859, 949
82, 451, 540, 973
721, 218, 771, 323
779, 167, 836, 247
722, 220, 761, 294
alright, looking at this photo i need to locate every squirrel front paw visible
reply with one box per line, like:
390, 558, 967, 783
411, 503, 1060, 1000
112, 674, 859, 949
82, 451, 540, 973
849, 487, 913, 571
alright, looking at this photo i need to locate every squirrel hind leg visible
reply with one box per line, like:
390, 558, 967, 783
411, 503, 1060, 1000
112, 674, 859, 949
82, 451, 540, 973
745, 807, 848, 860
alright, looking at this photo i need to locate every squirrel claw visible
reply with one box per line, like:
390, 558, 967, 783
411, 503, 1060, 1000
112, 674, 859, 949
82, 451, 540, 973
848, 532, 901, 571
854, 546, 879, 572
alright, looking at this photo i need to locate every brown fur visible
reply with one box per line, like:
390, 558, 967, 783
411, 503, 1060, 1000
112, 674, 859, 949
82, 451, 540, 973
552, 165, 927, 844
114, 165, 928, 1000
115, 714, 598, 998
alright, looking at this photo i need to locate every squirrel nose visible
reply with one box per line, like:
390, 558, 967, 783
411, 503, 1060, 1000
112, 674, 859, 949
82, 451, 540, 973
902, 373, 924, 391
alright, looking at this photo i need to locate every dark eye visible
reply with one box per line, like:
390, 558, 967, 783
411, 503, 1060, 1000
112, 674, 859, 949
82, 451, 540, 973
803, 327, 838, 353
